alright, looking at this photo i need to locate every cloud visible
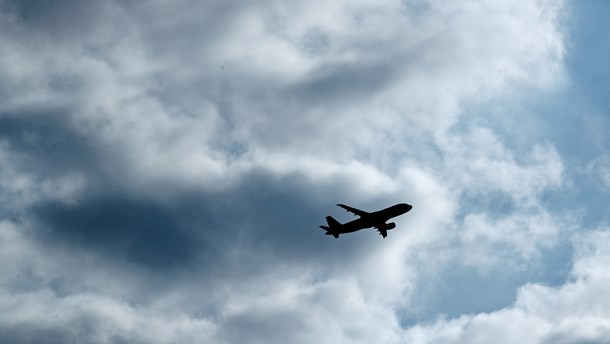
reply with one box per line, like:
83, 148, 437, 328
0, 0, 580, 343
1, 0, 566, 186
587, 154, 610, 188
403, 229, 610, 344
437, 128, 563, 203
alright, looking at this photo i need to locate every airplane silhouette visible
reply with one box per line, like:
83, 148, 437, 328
320, 203, 412, 238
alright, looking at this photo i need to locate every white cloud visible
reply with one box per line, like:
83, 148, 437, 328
0, 290, 220, 343
403, 229, 610, 344
0, 0, 580, 343
587, 154, 610, 188
0, 143, 88, 213
1, 0, 567, 194
4, 220, 608, 344
436, 128, 563, 202
458, 208, 560, 267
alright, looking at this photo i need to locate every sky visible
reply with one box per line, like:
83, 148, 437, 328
1, 0, 610, 343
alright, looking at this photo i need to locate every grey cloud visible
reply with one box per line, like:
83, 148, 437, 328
0, 326, 77, 344
0, 110, 97, 175
542, 332, 610, 344
31, 172, 371, 270
0, 0, 113, 51
1, 104, 374, 274
33, 195, 204, 268
0, 0, 579, 343
0, 107, 371, 278
3, 0, 104, 30
288, 59, 402, 105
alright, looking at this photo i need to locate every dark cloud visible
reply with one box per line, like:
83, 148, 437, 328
30, 170, 370, 271
0, 0, 586, 343
1, 0, 110, 42
121, 0, 252, 56
288, 59, 403, 105
34, 195, 204, 267
217, 172, 373, 258
0, 110, 97, 176
0, 326, 77, 344
1, 107, 372, 276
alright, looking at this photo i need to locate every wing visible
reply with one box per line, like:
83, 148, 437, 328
337, 204, 370, 217
376, 227, 388, 238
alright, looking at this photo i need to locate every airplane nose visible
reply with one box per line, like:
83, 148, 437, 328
399, 203, 413, 212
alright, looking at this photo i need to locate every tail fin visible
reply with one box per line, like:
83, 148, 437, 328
325, 216, 341, 229
319, 216, 341, 238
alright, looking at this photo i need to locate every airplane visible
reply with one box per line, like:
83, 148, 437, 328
320, 203, 413, 238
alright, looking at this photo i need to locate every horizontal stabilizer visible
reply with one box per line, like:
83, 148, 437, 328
319, 225, 339, 238
320, 216, 341, 239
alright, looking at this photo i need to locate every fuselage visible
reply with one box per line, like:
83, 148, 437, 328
337, 203, 412, 234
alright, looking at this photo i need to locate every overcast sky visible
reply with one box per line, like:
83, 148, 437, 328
1, 0, 610, 343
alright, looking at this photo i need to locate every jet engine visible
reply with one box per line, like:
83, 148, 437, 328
382, 222, 396, 230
